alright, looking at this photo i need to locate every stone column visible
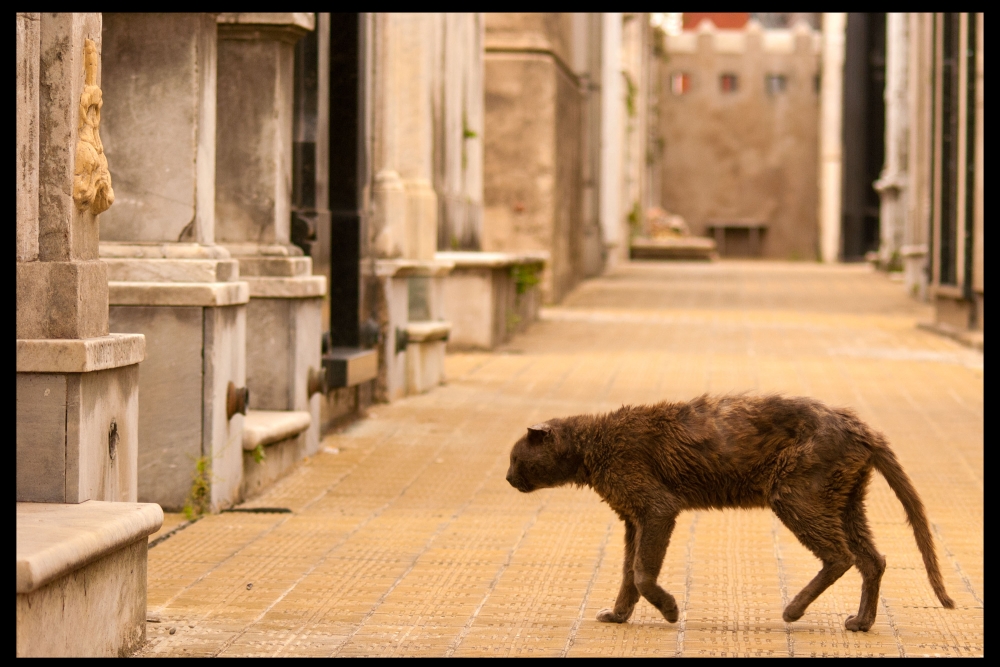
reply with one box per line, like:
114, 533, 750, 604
369, 13, 453, 401
874, 13, 908, 271
433, 13, 484, 252
17, 12, 144, 504
216, 13, 327, 472
16, 13, 161, 656
599, 13, 624, 270
903, 12, 933, 300
818, 13, 845, 263
99, 13, 249, 512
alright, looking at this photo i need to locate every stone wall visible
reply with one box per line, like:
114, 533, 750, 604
659, 21, 821, 260
481, 13, 586, 304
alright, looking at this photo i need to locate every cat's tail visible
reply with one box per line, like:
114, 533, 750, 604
870, 437, 956, 610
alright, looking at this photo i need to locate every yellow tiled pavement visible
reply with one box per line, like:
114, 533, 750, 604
137, 261, 983, 657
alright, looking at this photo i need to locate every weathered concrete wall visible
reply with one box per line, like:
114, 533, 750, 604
109, 306, 204, 510
100, 14, 218, 245
659, 22, 821, 259
482, 13, 585, 304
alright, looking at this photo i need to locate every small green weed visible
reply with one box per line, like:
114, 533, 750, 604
183, 456, 211, 521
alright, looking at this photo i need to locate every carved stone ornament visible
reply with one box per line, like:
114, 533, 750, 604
72, 38, 114, 215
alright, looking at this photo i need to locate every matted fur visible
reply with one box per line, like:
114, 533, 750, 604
506, 394, 955, 631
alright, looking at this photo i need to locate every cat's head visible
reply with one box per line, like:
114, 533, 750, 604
506, 420, 584, 492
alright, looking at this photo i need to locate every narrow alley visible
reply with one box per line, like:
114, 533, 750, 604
138, 260, 983, 657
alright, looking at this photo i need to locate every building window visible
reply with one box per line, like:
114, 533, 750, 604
765, 74, 787, 95
719, 73, 738, 93
670, 72, 691, 95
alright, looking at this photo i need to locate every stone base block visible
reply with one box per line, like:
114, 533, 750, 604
16, 500, 163, 657
17, 357, 141, 504
934, 292, 975, 330
245, 290, 323, 456
406, 339, 446, 394
110, 299, 246, 512
16, 260, 109, 339
17, 539, 148, 657
404, 322, 450, 395
437, 251, 545, 350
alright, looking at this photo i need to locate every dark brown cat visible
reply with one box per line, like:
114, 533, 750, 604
505, 394, 955, 631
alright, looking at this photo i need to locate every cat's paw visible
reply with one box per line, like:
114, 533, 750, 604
660, 604, 679, 623
782, 605, 804, 623
596, 608, 627, 623
844, 614, 873, 632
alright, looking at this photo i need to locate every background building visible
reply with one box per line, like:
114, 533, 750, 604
658, 16, 822, 259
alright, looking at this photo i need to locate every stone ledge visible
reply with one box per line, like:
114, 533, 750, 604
17, 333, 146, 373
237, 256, 311, 277
108, 281, 250, 307
434, 251, 548, 269
243, 410, 312, 451
630, 237, 718, 261
217, 12, 314, 31
99, 242, 232, 260
245, 275, 326, 299
221, 242, 304, 258
405, 321, 452, 343
16, 501, 164, 594
104, 258, 240, 283
371, 258, 455, 279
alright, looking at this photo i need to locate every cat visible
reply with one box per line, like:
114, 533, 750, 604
505, 394, 955, 632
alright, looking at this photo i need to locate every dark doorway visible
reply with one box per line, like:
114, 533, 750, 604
325, 13, 364, 348
291, 21, 319, 257
840, 13, 886, 262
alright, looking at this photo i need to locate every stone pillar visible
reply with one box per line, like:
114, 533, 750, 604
16, 13, 161, 656
818, 13, 846, 263
874, 13, 908, 271
599, 13, 625, 270
99, 13, 249, 512
903, 12, 933, 300
216, 13, 327, 467
370, 13, 453, 401
433, 13, 484, 252
372, 13, 439, 262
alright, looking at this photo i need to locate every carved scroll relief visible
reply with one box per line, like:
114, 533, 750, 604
73, 38, 114, 215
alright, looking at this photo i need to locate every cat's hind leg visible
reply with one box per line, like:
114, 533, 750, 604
631, 513, 680, 623
772, 500, 853, 624
841, 478, 886, 632
597, 519, 641, 623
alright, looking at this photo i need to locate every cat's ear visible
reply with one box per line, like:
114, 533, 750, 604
527, 423, 551, 445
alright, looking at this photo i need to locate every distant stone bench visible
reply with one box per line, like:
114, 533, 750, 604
630, 236, 718, 261
705, 219, 768, 258
17, 501, 163, 656
437, 251, 548, 350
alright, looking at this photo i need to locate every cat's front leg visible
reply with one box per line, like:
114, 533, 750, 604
597, 519, 640, 623
632, 513, 679, 623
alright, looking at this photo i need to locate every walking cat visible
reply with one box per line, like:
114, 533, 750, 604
505, 394, 954, 631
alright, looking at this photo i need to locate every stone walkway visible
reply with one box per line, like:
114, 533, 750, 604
137, 261, 983, 657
